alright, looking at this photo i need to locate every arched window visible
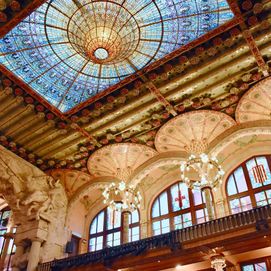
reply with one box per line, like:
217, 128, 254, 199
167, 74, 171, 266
226, 155, 271, 214
0, 207, 10, 230
0, 206, 12, 257
151, 181, 209, 235
89, 207, 140, 251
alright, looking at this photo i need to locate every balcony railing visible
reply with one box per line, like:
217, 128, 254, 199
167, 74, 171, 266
38, 205, 271, 271
0, 228, 15, 271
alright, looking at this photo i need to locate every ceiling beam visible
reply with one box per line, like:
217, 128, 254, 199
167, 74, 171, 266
227, 0, 269, 76
0, 0, 47, 37
145, 82, 177, 117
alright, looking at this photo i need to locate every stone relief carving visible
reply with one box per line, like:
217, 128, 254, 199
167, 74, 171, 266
0, 151, 67, 222
0, 147, 70, 266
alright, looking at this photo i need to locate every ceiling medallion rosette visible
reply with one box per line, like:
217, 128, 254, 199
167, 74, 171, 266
0, 0, 234, 112
67, 1, 141, 65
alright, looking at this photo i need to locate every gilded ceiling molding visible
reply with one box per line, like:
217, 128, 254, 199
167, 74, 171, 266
87, 143, 158, 179
235, 76, 271, 123
48, 169, 94, 200
210, 122, 271, 157
155, 110, 236, 153
130, 154, 186, 187
67, 176, 115, 210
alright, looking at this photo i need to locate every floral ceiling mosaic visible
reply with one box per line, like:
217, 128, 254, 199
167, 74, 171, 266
0, 0, 234, 112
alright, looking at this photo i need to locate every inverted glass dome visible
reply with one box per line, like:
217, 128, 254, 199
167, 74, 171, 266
0, 0, 234, 112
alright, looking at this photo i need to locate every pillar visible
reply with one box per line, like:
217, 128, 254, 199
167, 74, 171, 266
12, 242, 25, 271
122, 211, 130, 244
0, 232, 14, 270
202, 187, 215, 221
26, 238, 43, 271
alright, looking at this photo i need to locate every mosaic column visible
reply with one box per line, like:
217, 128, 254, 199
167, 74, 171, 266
26, 238, 43, 271
122, 211, 130, 244
202, 187, 215, 221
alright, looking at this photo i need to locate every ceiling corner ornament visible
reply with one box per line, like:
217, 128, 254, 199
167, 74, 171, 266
155, 110, 236, 153
87, 143, 157, 178
235, 77, 271, 123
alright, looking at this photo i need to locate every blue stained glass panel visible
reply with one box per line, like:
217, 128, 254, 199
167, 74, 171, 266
234, 167, 248, 193
0, 0, 234, 112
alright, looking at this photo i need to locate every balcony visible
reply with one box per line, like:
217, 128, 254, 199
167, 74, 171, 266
38, 205, 271, 271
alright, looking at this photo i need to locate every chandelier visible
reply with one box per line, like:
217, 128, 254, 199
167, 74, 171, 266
210, 255, 226, 271
180, 153, 225, 190
102, 181, 142, 212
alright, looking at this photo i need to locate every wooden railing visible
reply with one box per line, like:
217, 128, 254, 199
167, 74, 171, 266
38, 205, 271, 271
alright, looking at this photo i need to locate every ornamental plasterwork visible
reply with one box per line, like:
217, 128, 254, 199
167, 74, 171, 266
235, 77, 271, 123
48, 169, 94, 199
87, 143, 157, 179
219, 135, 271, 164
68, 179, 112, 210
131, 157, 183, 186
155, 110, 236, 153
0, 146, 67, 221
211, 126, 271, 157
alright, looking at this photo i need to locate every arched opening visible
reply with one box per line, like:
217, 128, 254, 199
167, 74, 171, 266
0, 199, 15, 270
151, 181, 210, 235
89, 207, 140, 251
226, 155, 271, 214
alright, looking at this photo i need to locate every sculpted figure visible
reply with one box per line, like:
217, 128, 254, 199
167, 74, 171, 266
0, 151, 67, 220
20, 176, 64, 219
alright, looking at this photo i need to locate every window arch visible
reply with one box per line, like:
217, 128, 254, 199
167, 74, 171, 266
151, 181, 209, 235
226, 155, 271, 214
0, 207, 10, 230
89, 207, 140, 251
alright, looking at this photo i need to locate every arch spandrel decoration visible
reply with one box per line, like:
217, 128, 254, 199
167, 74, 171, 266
155, 110, 236, 153
48, 169, 94, 199
235, 77, 271, 123
87, 143, 157, 179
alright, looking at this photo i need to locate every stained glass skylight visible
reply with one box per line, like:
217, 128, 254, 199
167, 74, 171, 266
0, 0, 234, 112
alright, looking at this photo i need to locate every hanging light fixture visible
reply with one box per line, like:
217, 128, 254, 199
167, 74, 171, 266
210, 254, 226, 271
180, 153, 225, 190
102, 181, 142, 212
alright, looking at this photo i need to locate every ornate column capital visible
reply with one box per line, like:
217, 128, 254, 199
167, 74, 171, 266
31, 237, 44, 243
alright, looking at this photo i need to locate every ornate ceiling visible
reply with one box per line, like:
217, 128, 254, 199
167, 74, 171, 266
87, 143, 157, 179
0, 0, 234, 112
235, 77, 271, 123
155, 110, 236, 153
0, 0, 270, 173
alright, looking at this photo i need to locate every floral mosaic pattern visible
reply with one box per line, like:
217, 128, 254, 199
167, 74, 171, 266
0, 0, 234, 112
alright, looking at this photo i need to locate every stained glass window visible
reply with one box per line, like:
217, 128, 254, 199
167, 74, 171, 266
151, 181, 208, 235
0, 207, 12, 257
0, 208, 10, 229
0, 0, 234, 112
89, 207, 139, 251
242, 261, 267, 271
226, 155, 271, 214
